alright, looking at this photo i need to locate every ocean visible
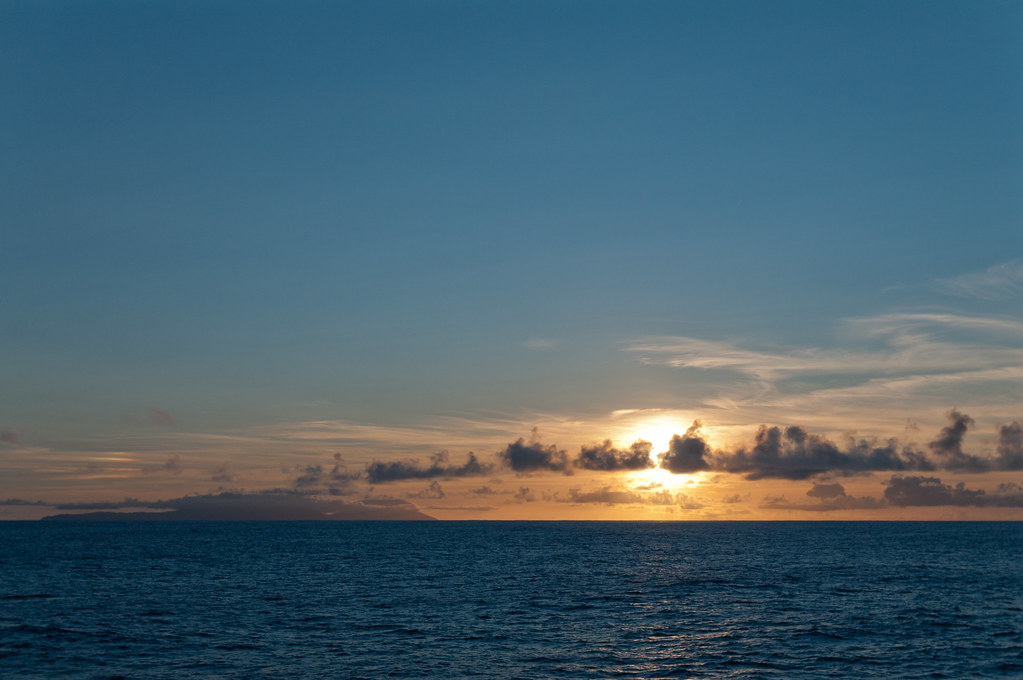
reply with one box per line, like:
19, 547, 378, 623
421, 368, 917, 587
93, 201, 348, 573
1, 521, 1021, 679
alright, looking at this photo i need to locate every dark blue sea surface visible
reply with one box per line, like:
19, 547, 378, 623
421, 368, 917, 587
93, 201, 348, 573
1, 521, 1021, 679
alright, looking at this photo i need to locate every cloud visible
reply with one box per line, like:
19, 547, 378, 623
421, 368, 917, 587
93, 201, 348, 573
997, 422, 1023, 470
513, 486, 536, 502
498, 438, 569, 472
852, 312, 1023, 337
625, 313, 1023, 430
210, 465, 234, 483
927, 410, 989, 472
574, 439, 654, 471
289, 453, 360, 492
936, 260, 1023, 300
0, 498, 48, 506
712, 424, 930, 480
804, 482, 884, 510
883, 476, 1023, 507
294, 464, 327, 487
355, 431, 677, 480
641, 411, 1023, 480
659, 422, 711, 473
757, 482, 884, 511
256, 413, 546, 457
148, 408, 176, 427
561, 487, 651, 505
333, 410, 1019, 487
427, 505, 495, 512
46, 491, 436, 520
806, 482, 846, 499
558, 486, 703, 508
54, 497, 162, 510
0, 428, 18, 444
408, 481, 445, 499
139, 454, 183, 476
674, 493, 705, 510
365, 450, 491, 483
630, 315, 1023, 380
468, 485, 512, 495
359, 495, 413, 507
627, 336, 812, 380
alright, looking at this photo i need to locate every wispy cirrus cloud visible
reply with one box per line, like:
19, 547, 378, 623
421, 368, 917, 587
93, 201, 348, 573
935, 260, 1023, 300
629, 313, 1023, 380
626, 312, 1023, 431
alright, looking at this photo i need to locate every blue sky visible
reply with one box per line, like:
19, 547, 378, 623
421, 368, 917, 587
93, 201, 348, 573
2, 1, 1021, 518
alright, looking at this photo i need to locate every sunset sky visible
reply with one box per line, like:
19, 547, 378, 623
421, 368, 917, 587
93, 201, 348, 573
3, 0, 1022, 520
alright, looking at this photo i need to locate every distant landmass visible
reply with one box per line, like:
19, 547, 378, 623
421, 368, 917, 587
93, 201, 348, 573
39, 492, 435, 521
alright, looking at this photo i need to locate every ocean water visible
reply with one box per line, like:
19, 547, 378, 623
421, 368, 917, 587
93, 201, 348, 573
1, 522, 1021, 679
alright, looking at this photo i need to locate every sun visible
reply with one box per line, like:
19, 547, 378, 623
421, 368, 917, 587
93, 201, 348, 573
614, 415, 689, 454
605, 411, 712, 490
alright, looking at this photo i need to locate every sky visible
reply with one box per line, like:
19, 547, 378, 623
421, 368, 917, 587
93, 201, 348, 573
2, 0, 1022, 520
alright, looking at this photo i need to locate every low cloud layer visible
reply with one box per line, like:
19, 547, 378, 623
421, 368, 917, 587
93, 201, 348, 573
292, 453, 358, 493
361, 410, 1021, 485
560, 486, 703, 509
764, 476, 1023, 512
667, 411, 1021, 480
499, 439, 569, 472
43, 491, 435, 521
0, 498, 47, 506
715, 424, 932, 480
29, 410, 1017, 518
884, 476, 1023, 508
575, 440, 654, 471
762, 482, 885, 511
365, 451, 492, 483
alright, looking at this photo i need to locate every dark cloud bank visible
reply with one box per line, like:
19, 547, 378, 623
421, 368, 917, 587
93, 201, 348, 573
366, 410, 1022, 482
765, 476, 1023, 512
366, 451, 491, 484
355, 410, 1022, 512
883, 476, 1023, 508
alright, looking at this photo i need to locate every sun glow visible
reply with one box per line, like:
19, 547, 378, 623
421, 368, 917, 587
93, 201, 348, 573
628, 466, 701, 491
613, 414, 693, 454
